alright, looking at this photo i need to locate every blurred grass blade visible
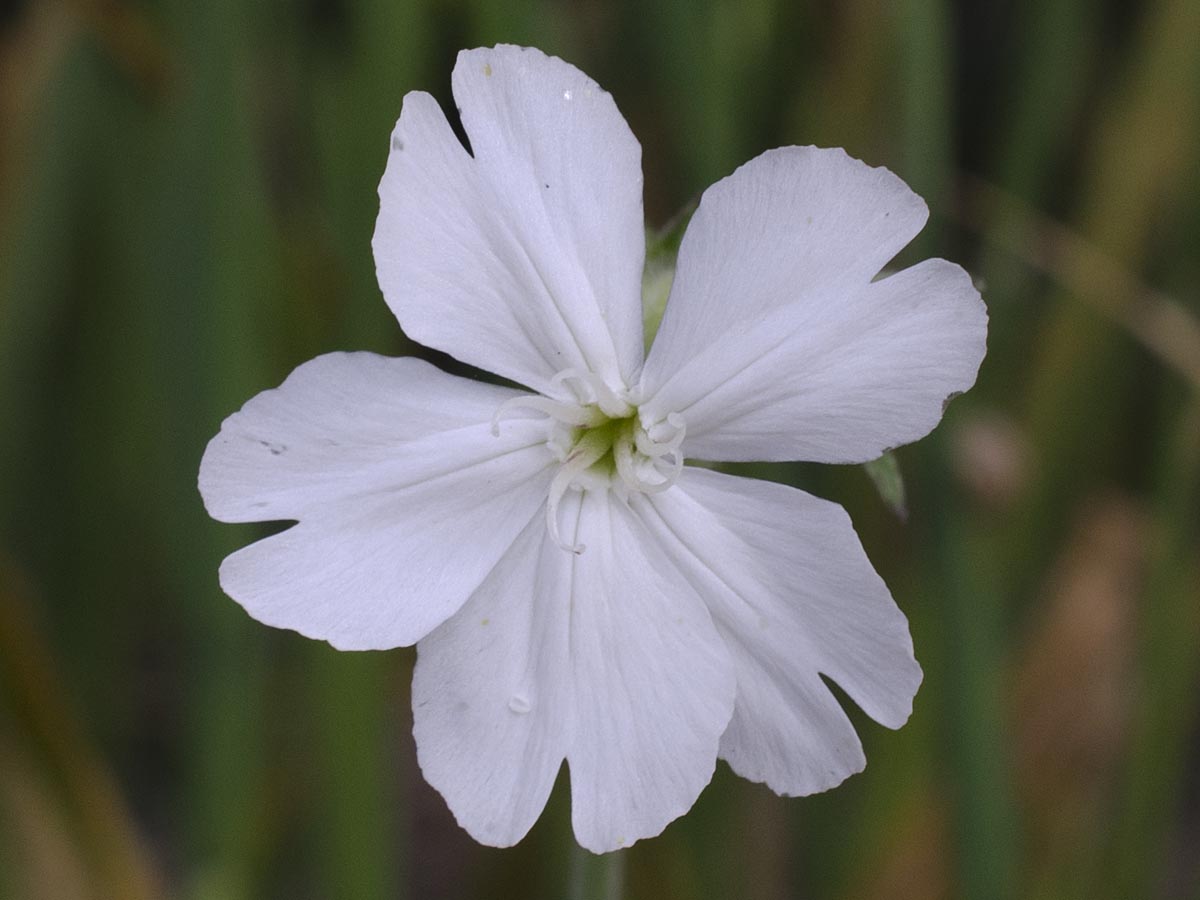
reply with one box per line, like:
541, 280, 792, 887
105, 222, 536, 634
897, 0, 1018, 894
976, 0, 1101, 374
303, 3, 439, 897
121, 0, 283, 894
640, 0, 778, 189
918, 439, 1019, 900
895, 0, 953, 249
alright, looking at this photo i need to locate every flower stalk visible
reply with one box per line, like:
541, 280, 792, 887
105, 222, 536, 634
569, 845, 625, 900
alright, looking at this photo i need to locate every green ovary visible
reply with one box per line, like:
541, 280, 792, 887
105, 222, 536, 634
567, 414, 639, 482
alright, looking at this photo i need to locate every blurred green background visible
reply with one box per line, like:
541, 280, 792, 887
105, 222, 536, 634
2, 0, 1199, 898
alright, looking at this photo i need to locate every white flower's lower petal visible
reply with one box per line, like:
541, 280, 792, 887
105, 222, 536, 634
199, 353, 556, 650
639, 146, 985, 463
413, 489, 735, 853
374, 45, 645, 395
565, 490, 735, 852
412, 514, 572, 847
638, 468, 921, 796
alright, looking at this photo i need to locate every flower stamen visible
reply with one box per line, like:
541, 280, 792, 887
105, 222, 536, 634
490, 378, 687, 550
614, 413, 685, 496
544, 429, 613, 553
634, 412, 686, 458
491, 394, 606, 436
548, 367, 633, 418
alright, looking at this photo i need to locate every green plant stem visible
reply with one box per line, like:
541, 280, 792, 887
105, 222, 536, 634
569, 845, 625, 900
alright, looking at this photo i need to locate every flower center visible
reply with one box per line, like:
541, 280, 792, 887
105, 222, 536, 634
491, 369, 686, 553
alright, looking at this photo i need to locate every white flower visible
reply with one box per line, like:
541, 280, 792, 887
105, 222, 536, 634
198, 45, 987, 853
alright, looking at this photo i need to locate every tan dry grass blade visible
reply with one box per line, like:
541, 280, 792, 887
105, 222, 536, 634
0, 735, 96, 900
959, 177, 1200, 393
0, 561, 165, 900
1014, 496, 1145, 897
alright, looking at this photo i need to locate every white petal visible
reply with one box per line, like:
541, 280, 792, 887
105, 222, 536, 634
637, 468, 921, 796
200, 352, 536, 523
413, 489, 736, 853
639, 147, 986, 463
412, 514, 572, 847
565, 490, 735, 852
373, 45, 645, 395
199, 352, 556, 650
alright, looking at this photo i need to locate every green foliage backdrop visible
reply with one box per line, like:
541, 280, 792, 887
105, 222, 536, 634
1, 0, 1198, 898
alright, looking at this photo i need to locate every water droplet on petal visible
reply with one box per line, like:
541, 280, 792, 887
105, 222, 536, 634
508, 694, 532, 714
562, 89, 572, 100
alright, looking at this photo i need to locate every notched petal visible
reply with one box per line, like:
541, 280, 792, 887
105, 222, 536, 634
373, 45, 647, 396
640, 146, 986, 465
640, 468, 921, 796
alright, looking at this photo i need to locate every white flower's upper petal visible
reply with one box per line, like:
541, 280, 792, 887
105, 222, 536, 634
199, 353, 556, 650
639, 147, 986, 463
564, 490, 735, 852
638, 468, 921, 796
412, 513, 572, 847
374, 45, 645, 395
413, 489, 735, 853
